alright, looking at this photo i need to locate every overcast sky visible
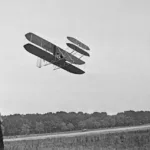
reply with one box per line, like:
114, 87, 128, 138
1, 0, 150, 115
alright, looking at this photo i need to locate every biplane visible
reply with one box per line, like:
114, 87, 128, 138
24, 32, 90, 74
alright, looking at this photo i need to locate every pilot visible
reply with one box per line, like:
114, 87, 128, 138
0, 113, 4, 150
60, 54, 63, 59
56, 53, 61, 59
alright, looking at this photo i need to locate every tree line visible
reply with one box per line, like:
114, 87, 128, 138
2, 110, 150, 136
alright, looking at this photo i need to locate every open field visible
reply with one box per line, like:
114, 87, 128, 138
4, 124, 150, 150
4, 124, 150, 142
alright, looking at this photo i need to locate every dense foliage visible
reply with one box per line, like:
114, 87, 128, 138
2, 110, 150, 136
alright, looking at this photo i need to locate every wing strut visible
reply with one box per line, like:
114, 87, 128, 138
57, 47, 75, 64
36, 38, 51, 68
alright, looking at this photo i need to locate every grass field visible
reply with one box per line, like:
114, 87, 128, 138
4, 126, 150, 150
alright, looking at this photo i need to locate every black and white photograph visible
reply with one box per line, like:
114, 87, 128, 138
1, 0, 150, 149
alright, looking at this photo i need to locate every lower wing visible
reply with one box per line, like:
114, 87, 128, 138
24, 43, 85, 75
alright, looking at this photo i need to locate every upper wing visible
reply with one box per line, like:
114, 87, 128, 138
67, 36, 90, 51
24, 43, 85, 75
25, 32, 85, 65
